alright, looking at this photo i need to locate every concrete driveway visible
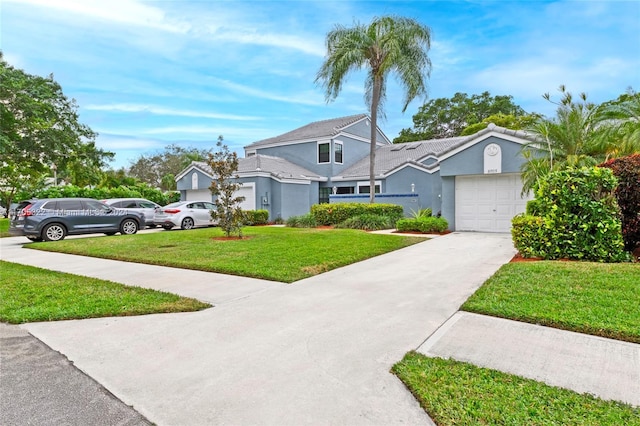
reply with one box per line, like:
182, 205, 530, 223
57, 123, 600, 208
4, 232, 517, 425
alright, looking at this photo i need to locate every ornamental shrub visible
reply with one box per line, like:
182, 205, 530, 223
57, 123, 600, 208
28, 184, 178, 205
511, 167, 629, 262
285, 213, 317, 228
310, 203, 403, 225
396, 216, 448, 233
244, 209, 269, 225
600, 154, 640, 251
335, 214, 396, 231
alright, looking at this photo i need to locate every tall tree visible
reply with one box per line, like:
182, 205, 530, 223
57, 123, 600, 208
0, 52, 112, 207
128, 144, 213, 190
316, 16, 432, 202
394, 91, 528, 142
595, 89, 640, 159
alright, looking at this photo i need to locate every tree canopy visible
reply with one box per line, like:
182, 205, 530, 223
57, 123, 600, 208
128, 144, 213, 191
394, 91, 529, 143
316, 15, 432, 202
0, 52, 112, 207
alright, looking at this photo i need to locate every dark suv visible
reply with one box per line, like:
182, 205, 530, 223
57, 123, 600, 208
9, 198, 144, 242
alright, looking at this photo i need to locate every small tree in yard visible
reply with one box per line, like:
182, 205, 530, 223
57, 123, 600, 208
208, 136, 245, 238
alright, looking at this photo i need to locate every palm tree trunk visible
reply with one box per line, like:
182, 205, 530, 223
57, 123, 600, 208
369, 76, 382, 203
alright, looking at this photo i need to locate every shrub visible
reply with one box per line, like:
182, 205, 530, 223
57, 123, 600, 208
28, 184, 178, 205
396, 216, 448, 233
600, 154, 640, 251
285, 213, 317, 228
311, 203, 403, 225
511, 167, 629, 262
335, 214, 396, 231
244, 209, 269, 225
409, 207, 432, 218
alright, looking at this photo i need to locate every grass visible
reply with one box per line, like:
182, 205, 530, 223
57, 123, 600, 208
461, 261, 640, 343
392, 352, 640, 426
0, 218, 9, 237
27, 226, 422, 283
0, 261, 211, 323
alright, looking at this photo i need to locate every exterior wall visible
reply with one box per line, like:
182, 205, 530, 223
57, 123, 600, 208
385, 167, 433, 212
329, 194, 419, 216
176, 169, 212, 192
256, 137, 370, 178
343, 118, 389, 144
439, 136, 526, 177
440, 176, 456, 230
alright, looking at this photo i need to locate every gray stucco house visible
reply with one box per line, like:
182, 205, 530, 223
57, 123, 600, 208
175, 114, 537, 232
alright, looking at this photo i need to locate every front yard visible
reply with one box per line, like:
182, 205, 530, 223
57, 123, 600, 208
27, 226, 422, 282
393, 260, 640, 424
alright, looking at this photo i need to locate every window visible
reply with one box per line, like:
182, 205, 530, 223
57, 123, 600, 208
334, 142, 343, 164
318, 142, 330, 163
336, 187, 354, 194
319, 187, 331, 204
357, 182, 381, 194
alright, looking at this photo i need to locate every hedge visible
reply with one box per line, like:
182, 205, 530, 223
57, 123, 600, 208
600, 154, 640, 251
396, 216, 449, 233
310, 203, 404, 225
244, 209, 269, 225
511, 167, 629, 262
25, 184, 180, 206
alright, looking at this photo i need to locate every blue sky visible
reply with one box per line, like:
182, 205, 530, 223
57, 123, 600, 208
3, 0, 639, 169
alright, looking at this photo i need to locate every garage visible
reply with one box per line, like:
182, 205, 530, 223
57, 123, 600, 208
236, 183, 256, 211
185, 189, 211, 201
455, 173, 533, 232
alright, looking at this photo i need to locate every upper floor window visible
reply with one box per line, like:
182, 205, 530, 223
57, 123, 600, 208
334, 142, 343, 164
318, 142, 330, 163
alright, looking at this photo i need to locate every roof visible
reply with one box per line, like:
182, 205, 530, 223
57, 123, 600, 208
179, 155, 324, 182
336, 123, 538, 179
244, 114, 372, 149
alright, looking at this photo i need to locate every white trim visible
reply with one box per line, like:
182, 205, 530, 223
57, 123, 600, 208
334, 140, 344, 164
317, 140, 331, 164
175, 164, 214, 182
439, 131, 531, 162
357, 180, 382, 194
236, 171, 316, 185
383, 162, 440, 177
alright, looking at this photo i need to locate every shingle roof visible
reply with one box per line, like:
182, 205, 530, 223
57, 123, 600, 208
244, 114, 369, 149
187, 154, 323, 182
336, 124, 538, 179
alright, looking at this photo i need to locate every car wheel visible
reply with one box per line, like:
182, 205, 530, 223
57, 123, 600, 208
162, 224, 173, 230
42, 223, 66, 242
27, 236, 43, 242
181, 217, 195, 230
120, 219, 139, 235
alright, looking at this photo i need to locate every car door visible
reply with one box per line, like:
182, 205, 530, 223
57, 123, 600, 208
82, 199, 119, 231
203, 202, 216, 225
186, 202, 208, 226
138, 200, 160, 226
54, 199, 86, 231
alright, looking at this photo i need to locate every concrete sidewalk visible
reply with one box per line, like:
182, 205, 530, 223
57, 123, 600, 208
2, 231, 638, 425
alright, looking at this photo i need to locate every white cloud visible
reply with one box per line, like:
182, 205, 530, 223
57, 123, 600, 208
208, 29, 325, 57
209, 78, 326, 106
85, 104, 261, 121
6, 0, 190, 33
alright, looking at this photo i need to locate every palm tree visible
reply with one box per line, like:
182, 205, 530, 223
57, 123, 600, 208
522, 87, 607, 192
595, 90, 640, 159
316, 16, 432, 202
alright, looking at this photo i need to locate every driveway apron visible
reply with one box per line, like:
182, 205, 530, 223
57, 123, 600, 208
10, 232, 516, 425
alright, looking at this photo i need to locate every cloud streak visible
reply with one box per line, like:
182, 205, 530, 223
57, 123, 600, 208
85, 104, 261, 121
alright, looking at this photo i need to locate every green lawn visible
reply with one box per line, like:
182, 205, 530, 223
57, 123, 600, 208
0, 261, 210, 323
0, 218, 9, 237
27, 226, 422, 283
392, 352, 640, 426
461, 261, 640, 343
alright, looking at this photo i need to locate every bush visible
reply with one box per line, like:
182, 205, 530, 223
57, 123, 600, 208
311, 203, 403, 225
244, 209, 269, 225
600, 154, 640, 251
511, 167, 629, 262
409, 208, 432, 218
27, 184, 178, 206
396, 216, 449, 233
285, 213, 317, 228
335, 214, 396, 231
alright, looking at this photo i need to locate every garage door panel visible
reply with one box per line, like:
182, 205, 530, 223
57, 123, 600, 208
455, 174, 533, 232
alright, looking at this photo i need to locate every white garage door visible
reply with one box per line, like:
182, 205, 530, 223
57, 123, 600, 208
455, 173, 533, 232
186, 189, 211, 201
235, 184, 256, 211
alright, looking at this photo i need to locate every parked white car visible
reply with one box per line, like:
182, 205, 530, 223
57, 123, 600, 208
103, 198, 161, 227
154, 201, 217, 230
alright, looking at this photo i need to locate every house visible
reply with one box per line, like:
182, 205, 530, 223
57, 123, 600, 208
175, 114, 539, 232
